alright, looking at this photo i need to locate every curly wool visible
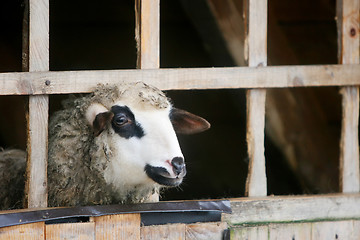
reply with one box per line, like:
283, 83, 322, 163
0, 149, 26, 210
48, 82, 170, 207
0, 82, 171, 209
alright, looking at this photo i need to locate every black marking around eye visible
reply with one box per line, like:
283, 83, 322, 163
110, 105, 145, 139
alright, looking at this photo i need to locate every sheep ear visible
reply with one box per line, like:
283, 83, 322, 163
93, 111, 114, 136
170, 108, 210, 135
86, 103, 113, 136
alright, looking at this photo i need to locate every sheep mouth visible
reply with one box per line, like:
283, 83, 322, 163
144, 164, 185, 187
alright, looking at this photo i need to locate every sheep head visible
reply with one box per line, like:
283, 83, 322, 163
84, 83, 210, 199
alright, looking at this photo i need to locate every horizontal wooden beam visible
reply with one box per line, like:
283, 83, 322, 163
0, 64, 359, 95
223, 193, 360, 224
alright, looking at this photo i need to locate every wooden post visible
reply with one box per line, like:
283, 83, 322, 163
337, 0, 360, 193
23, 0, 49, 208
135, 0, 160, 201
244, 0, 268, 197
135, 0, 160, 69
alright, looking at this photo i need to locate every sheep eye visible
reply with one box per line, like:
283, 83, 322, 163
114, 114, 129, 127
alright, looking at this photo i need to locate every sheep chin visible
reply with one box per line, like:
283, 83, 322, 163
144, 164, 185, 187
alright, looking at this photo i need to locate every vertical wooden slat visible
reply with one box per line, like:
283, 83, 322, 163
135, 0, 160, 202
0, 222, 45, 240
337, 0, 360, 193
46, 222, 95, 240
94, 213, 141, 240
140, 224, 186, 240
135, 0, 160, 69
23, 0, 49, 208
244, 0, 268, 197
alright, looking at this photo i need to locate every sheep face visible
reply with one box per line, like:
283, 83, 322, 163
104, 102, 185, 189
85, 88, 210, 199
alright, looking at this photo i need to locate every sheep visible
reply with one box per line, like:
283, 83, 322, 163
0, 82, 210, 209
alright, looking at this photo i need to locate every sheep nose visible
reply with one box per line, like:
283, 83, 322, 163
171, 157, 185, 176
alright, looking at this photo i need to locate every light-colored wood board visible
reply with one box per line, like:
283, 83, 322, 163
230, 225, 268, 240
352, 220, 360, 239
140, 224, 186, 240
336, 0, 359, 65
25, 95, 49, 208
135, 0, 160, 202
25, 0, 49, 209
311, 221, 355, 240
94, 213, 140, 240
45, 222, 95, 240
245, 89, 267, 197
247, 0, 267, 67
185, 222, 227, 240
337, 0, 360, 193
29, 0, 49, 71
223, 193, 360, 224
339, 87, 360, 192
1, 65, 358, 96
0, 222, 45, 240
244, 0, 268, 197
135, 0, 160, 69
268, 222, 312, 240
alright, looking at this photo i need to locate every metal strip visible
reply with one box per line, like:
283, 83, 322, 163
0, 200, 231, 228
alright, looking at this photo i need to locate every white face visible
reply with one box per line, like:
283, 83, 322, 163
97, 102, 185, 192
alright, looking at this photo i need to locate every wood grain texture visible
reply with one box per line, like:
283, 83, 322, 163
140, 224, 186, 240
268, 223, 312, 240
244, 0, 268, 197
135, 0, 160, 69
45, 222, 95, 240
0, 64, 359, 95
231, 225, 268, 240
223, 193, 360, 224
94, 213, 140, 240
185, 222, 227, 240
0, 222, 44, 240
337, 0, 360, 193
245, 89, 267, 197
135, 0, 160, 202
312, 221, 355, 239
24, 0, 49, 208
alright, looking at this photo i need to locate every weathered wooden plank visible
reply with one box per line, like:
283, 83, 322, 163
352, 220, 360, 239
135, 0, 160, 202
245, 89, 267, 196
24, 0, 49, 208
45, 222, 95, 240
94, 213, 140, 240
0, 64, 359, 95
0, 222, 44, 240
135, 0, 159, 69
337, 0, 360, 193
185, 222, 227, 240
223, 193, 360, 224
230, 226, 268, 240
140, 224, 186, 240
268, 223, 312, 240
312, 221, 355, 239
244, 0, 268, 197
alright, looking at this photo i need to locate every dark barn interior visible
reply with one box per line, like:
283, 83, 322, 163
0, 0, 344, 202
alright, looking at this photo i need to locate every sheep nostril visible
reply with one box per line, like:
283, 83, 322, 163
171, 157, 185, 176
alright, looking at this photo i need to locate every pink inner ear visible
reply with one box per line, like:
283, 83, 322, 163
170, 108, 211, 135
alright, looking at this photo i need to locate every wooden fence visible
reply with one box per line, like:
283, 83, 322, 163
0, 0, 359, 239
